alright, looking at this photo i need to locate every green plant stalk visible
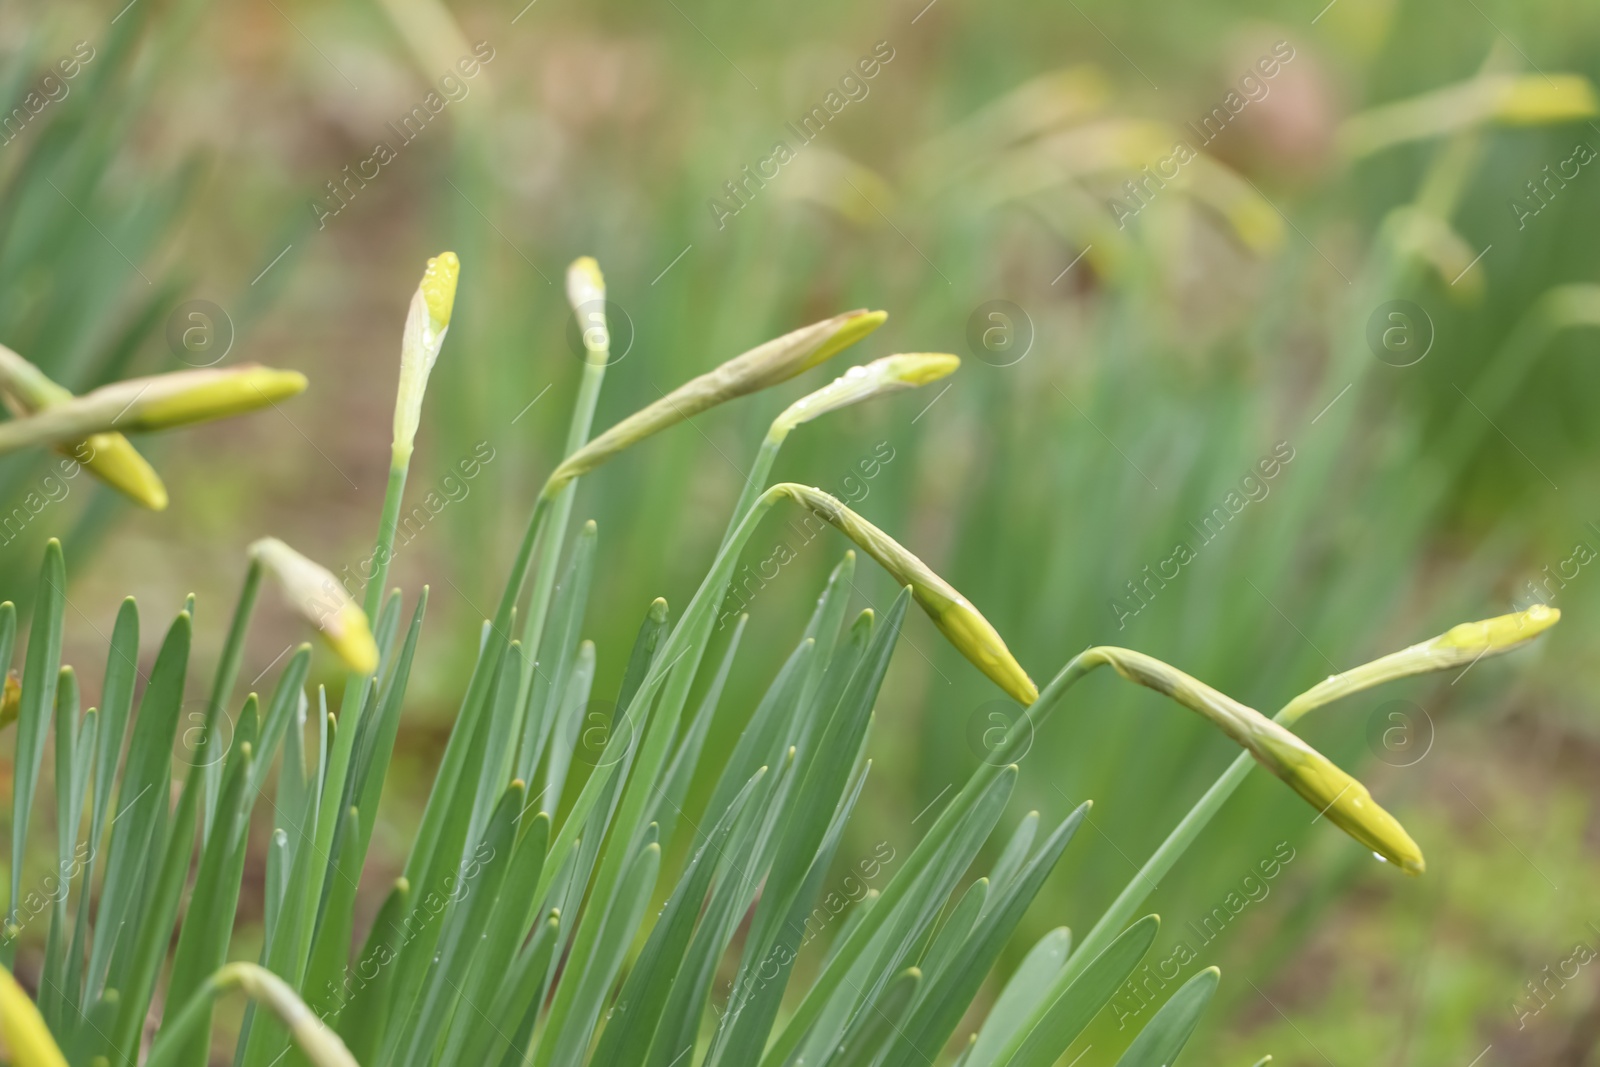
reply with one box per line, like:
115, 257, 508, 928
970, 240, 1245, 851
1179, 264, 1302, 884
720, 431, 782, 550
281, 457, 413, 1033
518, 350, 608, 705
364, 463, 411, 621
235, 456, 412, 1067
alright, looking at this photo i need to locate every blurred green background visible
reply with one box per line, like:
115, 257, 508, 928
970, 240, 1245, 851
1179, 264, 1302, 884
7, 0, 1600, 1062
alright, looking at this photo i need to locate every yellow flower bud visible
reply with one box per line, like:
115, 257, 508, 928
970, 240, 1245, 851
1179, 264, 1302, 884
0, 365, 307, 455
769, 483, 1038, 705
1341, 73, 1600, 158
1081, 646, 1424, 874
0, 344, 169, 509
545, 309, 887, 495
250, 538, 378, 676
68, 434, 169, 511
1253, 730, 1425, 875
0, 963, 69, 1067
393, 253, 460, 466
1280, 604, 1558, 724
134, 366, 308, 430
769, 354, 960, 442
1433, 603, 1559, 654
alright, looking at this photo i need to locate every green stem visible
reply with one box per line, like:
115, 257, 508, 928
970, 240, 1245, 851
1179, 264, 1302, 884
296, 460, 409, 990
364, 463, 411, 620
518, 354, 607, 704
721, 431, 783, 551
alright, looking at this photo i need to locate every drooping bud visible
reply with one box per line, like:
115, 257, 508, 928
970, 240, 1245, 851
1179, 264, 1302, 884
545, 309, 887, 495
1080, 646, 1424, 874
249, 538, 378, 676
0, 344, 169, 509
769, 354, 960, 442
393, 252, 460, 466
769, 483, 1038, 705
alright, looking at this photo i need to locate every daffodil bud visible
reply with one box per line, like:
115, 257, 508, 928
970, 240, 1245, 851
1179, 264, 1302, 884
567, 256, 608, 362
1279, 604, 1558, 724
249, 538, 378, 676
768, 354, 960, 443
545, 309, 887, 495
0, 344, 168, 509
1253, 729, 1426, 875
1080, 646, 1424, 874
768, 483, 1038, 705
393, 252, 460, 466
0, 962, 69, 1067
0, 365, 306, 455
66, 435, 169, 510
1341, 73, 1599, 158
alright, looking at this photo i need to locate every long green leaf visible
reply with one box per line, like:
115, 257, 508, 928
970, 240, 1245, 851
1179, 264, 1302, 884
1114, 967, 1220, 1067
6, 539, 66, 963
88, 607, 191, 1000
1006, 915, 1163, 1067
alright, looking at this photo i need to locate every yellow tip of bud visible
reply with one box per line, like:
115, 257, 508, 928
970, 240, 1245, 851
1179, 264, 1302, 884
810, 310, 889, 368
566, 256, 606, 311
1435, 603, 1559, 654
250, 537, 380, 676
421, 251, 460, 330
890, 353, 960, 386
1496, 75, 1599, 123
771, 353, 961, 439
1259, 732, 1425, 875
770, 484, 1037, 706
68, 433, 168, 510
138, 366, 308, 430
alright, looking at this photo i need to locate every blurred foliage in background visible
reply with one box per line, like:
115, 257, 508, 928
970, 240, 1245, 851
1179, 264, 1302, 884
7, 0, 1600, 1061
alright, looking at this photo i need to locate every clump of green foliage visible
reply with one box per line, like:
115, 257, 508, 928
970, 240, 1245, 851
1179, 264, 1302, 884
0, 254, 1556, 1067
